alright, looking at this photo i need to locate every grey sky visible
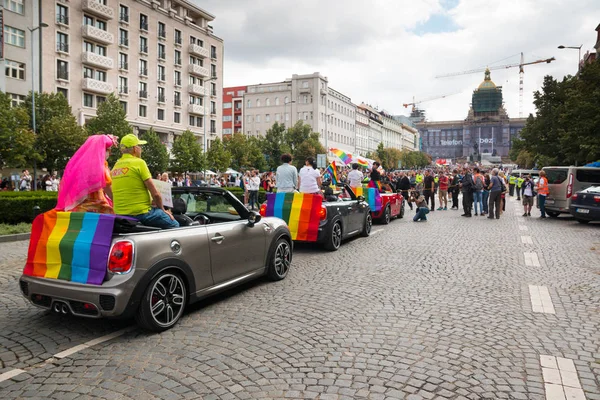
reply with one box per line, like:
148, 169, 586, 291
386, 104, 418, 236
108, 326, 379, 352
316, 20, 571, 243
196, 0, 600, 121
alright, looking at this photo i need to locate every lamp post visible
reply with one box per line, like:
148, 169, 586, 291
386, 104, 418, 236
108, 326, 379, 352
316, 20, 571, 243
28, 22, 48, 191
558, 44, 583, 73
203, 76, 218, 185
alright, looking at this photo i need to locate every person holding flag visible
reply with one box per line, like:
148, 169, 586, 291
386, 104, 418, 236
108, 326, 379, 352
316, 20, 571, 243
326, 161, 339, 186
368, 161, 382, 190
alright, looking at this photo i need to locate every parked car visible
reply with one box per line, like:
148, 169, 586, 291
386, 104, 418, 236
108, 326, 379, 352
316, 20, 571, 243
541, 166, 600, 217
370, 191, 404, 224
569, 186, 600, 224
20, 187, 293, 332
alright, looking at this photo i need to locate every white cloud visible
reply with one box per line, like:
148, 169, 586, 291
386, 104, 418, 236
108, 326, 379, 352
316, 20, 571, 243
198, 0, 600, 121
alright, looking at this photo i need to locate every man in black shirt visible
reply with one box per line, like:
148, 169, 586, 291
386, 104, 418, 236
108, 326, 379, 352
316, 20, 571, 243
461, 167, 474, 217
370, 162, 381, 183
397, 171, 412, 210
422, 170, 435, 211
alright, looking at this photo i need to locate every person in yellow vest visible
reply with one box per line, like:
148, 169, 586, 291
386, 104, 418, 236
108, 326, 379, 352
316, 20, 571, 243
535, 170, 549, 218
508, 174, 517, 196
516, 176, 525, 200
415, 171, 424, 192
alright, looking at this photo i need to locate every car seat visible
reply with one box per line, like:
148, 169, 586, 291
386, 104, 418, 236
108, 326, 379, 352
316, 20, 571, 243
172, 198, 200, 226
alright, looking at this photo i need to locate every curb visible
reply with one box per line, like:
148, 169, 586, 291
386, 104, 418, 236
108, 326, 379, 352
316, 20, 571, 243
0, 233, 31, 243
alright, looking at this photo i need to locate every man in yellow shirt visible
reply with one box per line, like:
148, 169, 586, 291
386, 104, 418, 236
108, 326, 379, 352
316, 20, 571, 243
111, 134, 179, 229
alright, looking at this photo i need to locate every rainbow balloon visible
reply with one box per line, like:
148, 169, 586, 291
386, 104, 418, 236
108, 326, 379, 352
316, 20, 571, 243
330, 148, 352, 165
265, 193, 323, 241
23, 211, 117, 285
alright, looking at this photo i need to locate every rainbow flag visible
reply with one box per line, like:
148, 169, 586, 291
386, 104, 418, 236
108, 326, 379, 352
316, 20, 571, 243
356, 157, 369, 167
353, 186, 364, 197
326, 161, 338, 185
367, 188, 382, 212
265, 193, 323, 241
368, 179, 382, 190
330, 148, 352, 165
23, 210, 117, 285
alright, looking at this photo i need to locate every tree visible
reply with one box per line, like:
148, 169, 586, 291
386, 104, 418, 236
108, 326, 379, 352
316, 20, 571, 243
140, 128, 169, 177
170, 130, 205, 175
261, 122, 289, 170
246, 136, 267, 171
516, 150, 535, 169
291, 132, 325, 170
284, 120, 313, 154
224, 133, 251, 170
207, 137, 232, 172
0, 92, 39, 168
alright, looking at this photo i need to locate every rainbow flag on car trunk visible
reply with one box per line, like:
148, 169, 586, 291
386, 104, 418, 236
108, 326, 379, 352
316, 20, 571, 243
265, 193, 323, 241
23, 210, 117, 285
351, 187, 381, 212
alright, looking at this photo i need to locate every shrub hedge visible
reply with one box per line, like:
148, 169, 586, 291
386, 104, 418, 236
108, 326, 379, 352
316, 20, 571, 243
226, 187, 268, 204
0, 192, 58, 224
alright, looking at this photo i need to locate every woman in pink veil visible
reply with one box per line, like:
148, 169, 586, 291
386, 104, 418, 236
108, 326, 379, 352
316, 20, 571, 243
56, 134, 118, 213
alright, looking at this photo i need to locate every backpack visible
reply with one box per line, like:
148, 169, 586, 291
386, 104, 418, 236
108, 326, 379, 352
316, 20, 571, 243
474, 175, 484, 191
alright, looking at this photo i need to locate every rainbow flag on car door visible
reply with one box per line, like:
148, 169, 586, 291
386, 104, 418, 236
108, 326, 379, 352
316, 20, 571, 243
265, 193, 323, 241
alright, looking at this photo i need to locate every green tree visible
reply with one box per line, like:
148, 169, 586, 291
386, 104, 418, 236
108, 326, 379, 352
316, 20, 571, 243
261, 122, 290, 170
246, 136, 267, 171
0, 92, 39, 168
291, 132, 325, 170
207, 137, 232, 172
224, 133, 251, 170
170, 130, 205, 175
140, 128, 169, 177
284, 120, 313, 154
516, 150, 535, 169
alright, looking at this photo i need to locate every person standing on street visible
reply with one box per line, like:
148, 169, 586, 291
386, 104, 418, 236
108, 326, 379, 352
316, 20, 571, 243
535, 170, 549, 218
482, 172, 491, 215
423, 170, 436, 211
460, 167, 474, 217
516, 175, 524, 201
509, 174, 517, 196
248, 171, 261, 210
487, 168, 502, 220
472, 167, 485, 216
398, 171, 413, 211
522, 175, 535, 216
275, 154, 298, 193
450, 170, 460, 209
437, 171, 449, 210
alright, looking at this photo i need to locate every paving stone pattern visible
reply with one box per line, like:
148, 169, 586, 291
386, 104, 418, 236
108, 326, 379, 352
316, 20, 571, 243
0, 197, 599, 399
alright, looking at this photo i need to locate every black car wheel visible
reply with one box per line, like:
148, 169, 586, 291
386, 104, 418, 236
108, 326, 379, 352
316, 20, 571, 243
324, 221, 342, 251
547, 211, 560, 218
577, 219, 590, 224
267, 238, 291, 281
136, 271, 187, 332
381, 206, 391, 225
360, 213, 372, 237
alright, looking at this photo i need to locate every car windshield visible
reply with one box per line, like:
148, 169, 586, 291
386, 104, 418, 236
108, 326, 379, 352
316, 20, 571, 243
175, 192, 243, 220
544, 168, 568, 184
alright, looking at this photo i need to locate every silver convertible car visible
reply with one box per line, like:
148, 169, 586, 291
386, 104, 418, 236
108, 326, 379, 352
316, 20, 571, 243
19, 187, 293, 332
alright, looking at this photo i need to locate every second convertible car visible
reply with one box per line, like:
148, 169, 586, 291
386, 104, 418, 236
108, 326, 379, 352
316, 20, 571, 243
20, 187, 293, 332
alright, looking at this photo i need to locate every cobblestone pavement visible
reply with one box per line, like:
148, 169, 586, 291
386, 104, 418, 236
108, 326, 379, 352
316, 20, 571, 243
0, 197, 599, 399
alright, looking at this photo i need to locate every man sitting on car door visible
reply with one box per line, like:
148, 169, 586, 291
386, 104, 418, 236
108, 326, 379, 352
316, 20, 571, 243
111, 134, 179, 229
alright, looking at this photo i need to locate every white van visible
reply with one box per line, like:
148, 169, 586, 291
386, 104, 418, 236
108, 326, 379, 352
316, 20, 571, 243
541, 166, 600, 216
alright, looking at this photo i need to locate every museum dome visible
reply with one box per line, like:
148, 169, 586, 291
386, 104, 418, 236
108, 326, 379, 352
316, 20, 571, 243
478, 68, 497, 89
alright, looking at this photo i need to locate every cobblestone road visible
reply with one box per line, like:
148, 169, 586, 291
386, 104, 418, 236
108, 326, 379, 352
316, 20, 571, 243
0, 197, 599, 399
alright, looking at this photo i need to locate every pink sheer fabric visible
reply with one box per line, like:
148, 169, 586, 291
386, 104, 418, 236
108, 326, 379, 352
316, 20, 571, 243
56, 135, 116, 211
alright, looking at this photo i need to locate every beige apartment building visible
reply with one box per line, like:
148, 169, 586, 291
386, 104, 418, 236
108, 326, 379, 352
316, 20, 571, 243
3, 0, 223, 150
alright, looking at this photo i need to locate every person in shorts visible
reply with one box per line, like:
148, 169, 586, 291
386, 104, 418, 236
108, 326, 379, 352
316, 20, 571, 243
521, 175, 535, 217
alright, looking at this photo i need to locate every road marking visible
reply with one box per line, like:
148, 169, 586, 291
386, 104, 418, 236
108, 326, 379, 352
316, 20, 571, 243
519, 225, 528, 231
541, 355, 585, 400
529, 285, 556, 314
371, 229, 384, 236
0, 369, 26, 383
521, 235, 533, 244
54, 327, 134, 359
524, 251, 540, 266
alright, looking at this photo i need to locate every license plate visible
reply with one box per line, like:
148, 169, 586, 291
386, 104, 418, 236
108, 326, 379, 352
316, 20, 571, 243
546, 199, 555, 205
576, 208, 590, 214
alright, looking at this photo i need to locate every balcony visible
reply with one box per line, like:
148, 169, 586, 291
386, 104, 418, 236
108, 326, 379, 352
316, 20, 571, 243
139, 45, 148, 54
157, 74, 166, 82
299, 87, 311, 94
82, 78, 113, 95
188, 43, 209, 58
56, 14, 69, 26
188, 84, 206, 96
158, 51, 166, 61
56, 42, 69, 53
119, 37, 129, 47
140, 22, 148, 31
158, 95, 165, 103
188, 64, 209, 77
174, 79, 182, 87
139, 68, 148, 77
188, 104, 205, 115
119, 86, 128, 94
234, 107, 242, 113
82, 52, 114, 69
174, 99, 182, 107
174, 36, 182, 46
119, 12, 129, 23
57, 69, 69, 81
119, 61, 128, 70
82, 0, 114, 20
139, 90, 148, 99
82, 25, 114, 45
174, 57, 182, 66
158, 29, 166, 40
234, 119, 242, 126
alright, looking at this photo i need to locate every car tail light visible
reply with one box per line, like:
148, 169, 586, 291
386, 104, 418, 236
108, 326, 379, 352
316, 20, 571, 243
259, 203, 267, 217
319, 205, 327, 221
571, 193, 578, 201
108, 241, 134, 274
566, 173, 574, 198
594, 195, 600, 203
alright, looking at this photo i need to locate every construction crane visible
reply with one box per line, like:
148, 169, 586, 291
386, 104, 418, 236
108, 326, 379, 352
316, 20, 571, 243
435, 53, 555, 117
402, 92, 461, 112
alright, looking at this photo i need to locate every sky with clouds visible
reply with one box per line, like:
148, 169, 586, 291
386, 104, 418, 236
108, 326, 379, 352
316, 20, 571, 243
196, 0, 599, 121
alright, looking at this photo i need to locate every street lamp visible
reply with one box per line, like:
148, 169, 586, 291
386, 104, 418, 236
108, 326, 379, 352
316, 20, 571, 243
558, 44, 583, 73
28, 22, 48, 191
203, 76, 218, 185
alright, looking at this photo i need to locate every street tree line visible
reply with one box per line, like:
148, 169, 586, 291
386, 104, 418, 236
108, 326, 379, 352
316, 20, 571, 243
366, 143, 432, 170
510, 60, 600, 168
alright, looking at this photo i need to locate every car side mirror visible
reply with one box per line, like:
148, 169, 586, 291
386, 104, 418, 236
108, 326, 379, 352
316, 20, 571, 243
247, 211, 261, 227
357, 195, 365, 202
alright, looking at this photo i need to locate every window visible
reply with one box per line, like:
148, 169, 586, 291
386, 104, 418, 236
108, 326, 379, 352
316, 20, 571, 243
4, 26, 25, 47
139, 105, 147, 117
211, 45, 217, 59
96, 44, 107, 56
210, 120, 216, 133
57, 32, 69, 52
158, 65, 165, 81
223, 128, 232, 135
119, 53, 128, 70
119, 76, 128, 94
266, 114, 270, 122
285, 113, 289, 121
120, 101, 127, 114
157, 87, 165, 103
174, 29, 182, 45
158, 43, 166, 60
119, 29, 129, 46
284, 96, 289, 104
56, 4, 69, 25
4, 0, 24, 14
302, 81, 308, 88
174, 91, 181, 106
174, 112, 181, 123
247, 99, 252, 108
139, 36, 148, 53
275, 114, 280, 122
174, 70, 182, 86
210, 64, 217, 78
190, 36, 203, 47
189, 95, 202, 105
211, 101, 216, 114
157, 109, 165, 121
256, 99, 261, 107
275, 97, 279, 106
256, 115, 261, 123
119, 4, 129, 22
139, 82, 147, 98
56, 88, 68, 100
95, 70, 107, 81
57, 60, 68, 80
140, 14, 148, 31
158, 22, 166, 39
83, 14, 107, 30
174, 50, 182, 65
97, 96, 106, 106
211, 82, 216, 96
223, 115, 232, 122
9, 93, 25, 106
266, 98, 271, 106
189, 55, 202, 66
83, 93, 94, 108
139, 59, 148, 76
5, 60, 25, 80
223, 102, 232, 109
